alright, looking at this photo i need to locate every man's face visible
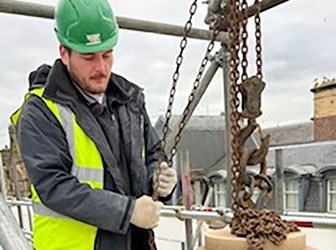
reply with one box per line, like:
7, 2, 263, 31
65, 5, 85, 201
60, 45, 113, 95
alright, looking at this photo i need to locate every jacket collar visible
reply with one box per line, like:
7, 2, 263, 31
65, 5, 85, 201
43, 59, 134, 106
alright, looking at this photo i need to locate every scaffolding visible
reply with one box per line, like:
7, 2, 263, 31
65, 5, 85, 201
1, 0, 335, 250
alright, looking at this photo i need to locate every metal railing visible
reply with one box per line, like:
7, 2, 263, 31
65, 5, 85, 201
0, 136, 32, 249
0, 194, 32, 250
161, 206, 336, 229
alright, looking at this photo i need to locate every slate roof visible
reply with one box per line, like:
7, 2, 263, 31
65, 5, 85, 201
267, 140, 336, 176
262, 121, 314, 147
257, 120, 336, 176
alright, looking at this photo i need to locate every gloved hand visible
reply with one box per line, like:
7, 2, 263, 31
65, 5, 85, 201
130, 195, 163, 229
153, 161, 178, 198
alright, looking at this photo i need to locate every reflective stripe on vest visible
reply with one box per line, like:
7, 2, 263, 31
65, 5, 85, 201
57, 104, 104, 183
12, 87, 104, 250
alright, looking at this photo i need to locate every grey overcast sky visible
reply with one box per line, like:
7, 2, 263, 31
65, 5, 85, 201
0, 0, 335, 148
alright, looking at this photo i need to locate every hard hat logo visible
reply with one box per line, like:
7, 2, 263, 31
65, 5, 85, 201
54, 0, 119, 54
86, 34, 102, 46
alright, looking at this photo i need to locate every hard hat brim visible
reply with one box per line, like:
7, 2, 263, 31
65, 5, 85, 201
56, 30, 118, 54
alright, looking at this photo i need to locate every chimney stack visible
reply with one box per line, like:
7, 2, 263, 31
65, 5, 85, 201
311, 78, 336, 141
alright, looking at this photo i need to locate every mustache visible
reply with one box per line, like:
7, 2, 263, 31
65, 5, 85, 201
91, 72, 107, 79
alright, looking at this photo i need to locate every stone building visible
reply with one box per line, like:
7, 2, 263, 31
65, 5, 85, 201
312, 78, 336, 141
0, 133, 30, 199
154, 78, 336, 213
221, 78, 336, 213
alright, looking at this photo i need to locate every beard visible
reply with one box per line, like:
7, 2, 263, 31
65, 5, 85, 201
67, 62, 110, 95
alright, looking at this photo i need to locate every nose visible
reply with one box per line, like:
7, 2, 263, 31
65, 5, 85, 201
94, 56, 105, 71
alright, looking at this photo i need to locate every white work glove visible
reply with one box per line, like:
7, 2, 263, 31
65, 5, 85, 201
130, 195, 163, 229
153, 161, 178, 198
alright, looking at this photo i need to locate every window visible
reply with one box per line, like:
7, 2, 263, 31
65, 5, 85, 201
328, 179, 336, 213
214, 182, 259, 208
284, 180, 299, 211
214, 182, 226, 208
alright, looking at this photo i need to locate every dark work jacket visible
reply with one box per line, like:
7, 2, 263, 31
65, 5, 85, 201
17, 60, 169, 250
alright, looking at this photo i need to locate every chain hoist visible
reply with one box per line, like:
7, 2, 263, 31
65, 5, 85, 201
226, 1, 299, 249
148, 1, 222, 249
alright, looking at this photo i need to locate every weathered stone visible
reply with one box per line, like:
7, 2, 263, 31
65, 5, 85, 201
1, 148, 30, 198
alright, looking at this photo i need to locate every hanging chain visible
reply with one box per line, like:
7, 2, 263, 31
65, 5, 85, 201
149, 1, 197, 248
167, 28, 220, 167
152, 0, 198, 202
151, 25, 220, 250
240, 0, 249, 82
254, 0, 263, 79
149, 1, 223, 249
227, 1, 300, 249
153, 1, 222, 200
149, 1, 212, 249
228, 0, 241, 214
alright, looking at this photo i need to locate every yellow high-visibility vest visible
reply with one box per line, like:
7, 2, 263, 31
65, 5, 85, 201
11, 87, 103, 250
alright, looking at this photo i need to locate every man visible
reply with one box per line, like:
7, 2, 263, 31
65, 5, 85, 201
11, 0, 177, 249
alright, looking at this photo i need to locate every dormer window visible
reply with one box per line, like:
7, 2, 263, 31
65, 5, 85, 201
327, 178, 336, 213
284, 180, 299, 211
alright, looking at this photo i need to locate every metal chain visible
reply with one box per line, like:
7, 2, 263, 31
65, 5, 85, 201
241, 0, 263, 212
167, 28, 220, 167
235, 0, 249, 212
228, 0, 242, 214
153, 0, 198, 202
149, 2, 223, 250
149, 1, 199, 250
154, 1, 222, 200
254, 0, 263, 79
240, 0, 249, 82
227, 0, 301, 249
231, 209, 299, 250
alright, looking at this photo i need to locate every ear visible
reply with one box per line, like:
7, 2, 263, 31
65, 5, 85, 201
59, 45, 69, 65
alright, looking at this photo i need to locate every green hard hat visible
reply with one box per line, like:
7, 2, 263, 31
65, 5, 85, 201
54, 0, 119, 54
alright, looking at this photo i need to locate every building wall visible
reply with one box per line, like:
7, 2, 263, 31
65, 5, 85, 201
314, 116, 336, 141
314, 88, 336, 118
312, 83, 336, 141
313, 87, 336, 119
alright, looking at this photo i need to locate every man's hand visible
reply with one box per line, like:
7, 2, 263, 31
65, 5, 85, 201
130, 195, 163, 229
153, 162, 178, 198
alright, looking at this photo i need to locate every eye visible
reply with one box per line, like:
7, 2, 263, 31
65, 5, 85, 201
103, 53, 112, 59
82, 56, 94, 61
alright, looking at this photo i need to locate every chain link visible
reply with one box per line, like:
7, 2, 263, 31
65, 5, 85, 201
159, 0, 198, 151
167, 28, 220, 167
240, 0, 249, 82
254, 0, 262, 79
153, 0, 199, 202
154, 1, 222, 198
149, 1, 199, 249
228, 0, 242, 214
